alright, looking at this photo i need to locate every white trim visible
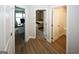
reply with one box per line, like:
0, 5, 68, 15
25, 36, 36, 42
66, 6, 68, 54
25, 37, 29, 42
29, 36, 36, 39
4, 38, 10, 51
53, 32, 65, 42
4, 37, 15, 54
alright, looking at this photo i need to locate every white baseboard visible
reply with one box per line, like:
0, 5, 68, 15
29, 36, 36, 39
53, 32, 65, 42
25, 36, 36, 42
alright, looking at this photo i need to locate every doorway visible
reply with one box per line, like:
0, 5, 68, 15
15, 6, 25, 53
36, 10, 45, 38
52, 6, 67, 53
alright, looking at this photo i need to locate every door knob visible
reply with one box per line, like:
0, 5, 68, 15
10, 33, 12, 36
51, 24, 53, 26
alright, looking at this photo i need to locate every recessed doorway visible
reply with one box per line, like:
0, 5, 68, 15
15, 6, 25, 53
36, 10, 46, 39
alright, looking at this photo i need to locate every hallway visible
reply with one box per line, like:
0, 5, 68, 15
0, 5, 79, 54
15, 29, 66, 54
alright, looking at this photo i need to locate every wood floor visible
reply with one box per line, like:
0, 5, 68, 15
15, 29, 66, 54
15, 33, 25, 53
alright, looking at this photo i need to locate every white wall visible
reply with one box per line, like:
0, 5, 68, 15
25, 5, 33, 41
67, 5, 79, 53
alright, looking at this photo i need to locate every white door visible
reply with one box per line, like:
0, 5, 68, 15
0, 6, 5, 51
0, 6, 15, 53
53, 6, 66, 42
4, 6, 15, 53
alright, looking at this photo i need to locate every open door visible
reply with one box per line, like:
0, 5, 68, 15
5, 6, 15, 53
53, 6, 66, 42
36, 10, 47, 39
0, 6, 15, 54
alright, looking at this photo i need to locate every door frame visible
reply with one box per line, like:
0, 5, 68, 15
14, 6, 26, 42
36, 10, 46, 35
34, 8, 47, 40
